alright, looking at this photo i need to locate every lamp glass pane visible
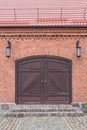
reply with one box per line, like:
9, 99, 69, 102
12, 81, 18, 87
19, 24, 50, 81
6, 47, 11, 57
77, 47, 81, 57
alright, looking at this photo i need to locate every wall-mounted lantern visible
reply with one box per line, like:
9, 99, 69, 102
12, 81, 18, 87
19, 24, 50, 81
76, 40, 81, 57
6, 40, 11, 58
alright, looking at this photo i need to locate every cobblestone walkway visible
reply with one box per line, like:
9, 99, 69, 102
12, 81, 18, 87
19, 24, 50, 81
0, 110, 87, 130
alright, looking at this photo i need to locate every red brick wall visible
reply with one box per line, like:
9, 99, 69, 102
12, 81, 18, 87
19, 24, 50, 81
0, 27, 87, 103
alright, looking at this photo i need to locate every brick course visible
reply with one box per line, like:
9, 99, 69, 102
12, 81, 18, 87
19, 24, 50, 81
0, 27, 87, 103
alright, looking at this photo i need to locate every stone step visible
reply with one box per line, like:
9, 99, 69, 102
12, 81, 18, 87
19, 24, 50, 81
11, 108, 75, 112
5, 111, 83, 117
4, 104, 84, 117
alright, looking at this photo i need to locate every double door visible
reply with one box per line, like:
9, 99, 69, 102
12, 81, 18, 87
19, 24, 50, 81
16, 56, 72, 104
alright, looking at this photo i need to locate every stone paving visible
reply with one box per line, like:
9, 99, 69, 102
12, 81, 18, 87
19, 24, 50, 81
0, 105, 87, 130
64, 116, 87, 130
0, 110, 87, 130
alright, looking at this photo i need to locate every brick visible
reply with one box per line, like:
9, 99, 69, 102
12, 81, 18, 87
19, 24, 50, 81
0, 27, 87, 103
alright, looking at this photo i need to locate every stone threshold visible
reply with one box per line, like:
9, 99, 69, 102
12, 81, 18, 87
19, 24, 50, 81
5, 111, 83, 117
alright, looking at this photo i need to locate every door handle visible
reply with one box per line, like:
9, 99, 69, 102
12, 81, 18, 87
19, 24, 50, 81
44, 80, 47, 84
40, 80, 47, 84
40, 80, 44, 84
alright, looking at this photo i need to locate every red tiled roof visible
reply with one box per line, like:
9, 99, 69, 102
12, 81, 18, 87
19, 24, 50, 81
0, 0, 87, 8
0, 8, 87, 27
73, 20, 87, 26
0, 21, 30, 27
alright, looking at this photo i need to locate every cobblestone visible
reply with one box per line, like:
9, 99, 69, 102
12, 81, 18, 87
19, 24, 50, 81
0, 110, 87, 130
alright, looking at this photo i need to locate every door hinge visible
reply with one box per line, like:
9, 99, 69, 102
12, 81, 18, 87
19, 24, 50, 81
57, 92, 69, 96
18, 93, 31, 96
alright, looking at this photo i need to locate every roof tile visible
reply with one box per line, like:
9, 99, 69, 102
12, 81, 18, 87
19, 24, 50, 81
0, 7, 87, 27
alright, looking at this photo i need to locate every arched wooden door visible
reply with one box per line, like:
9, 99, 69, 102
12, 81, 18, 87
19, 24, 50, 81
15, 56, 72, 104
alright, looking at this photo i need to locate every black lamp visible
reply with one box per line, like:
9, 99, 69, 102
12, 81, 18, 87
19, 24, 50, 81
76, 40, 81, 57
6, 40, 11, 58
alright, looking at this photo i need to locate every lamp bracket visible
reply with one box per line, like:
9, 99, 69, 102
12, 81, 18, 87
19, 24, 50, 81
8, 40, 11, 48
76, 40, 79, 48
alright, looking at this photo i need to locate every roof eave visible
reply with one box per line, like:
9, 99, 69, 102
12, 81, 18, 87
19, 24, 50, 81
0, 25, 87, 28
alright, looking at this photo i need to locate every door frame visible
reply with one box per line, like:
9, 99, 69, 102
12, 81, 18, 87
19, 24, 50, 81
15, 55, 72, 104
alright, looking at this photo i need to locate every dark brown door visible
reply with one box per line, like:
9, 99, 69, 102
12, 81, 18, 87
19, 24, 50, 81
16, 56, 72, 104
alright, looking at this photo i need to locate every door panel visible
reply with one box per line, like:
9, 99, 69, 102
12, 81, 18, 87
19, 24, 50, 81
45, 72, 70, 103
16, 56, 72, 104
47, 61, 68, 70
18, 72, 42, 103
16, 58, 43, 104
44, 58, 70, 104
